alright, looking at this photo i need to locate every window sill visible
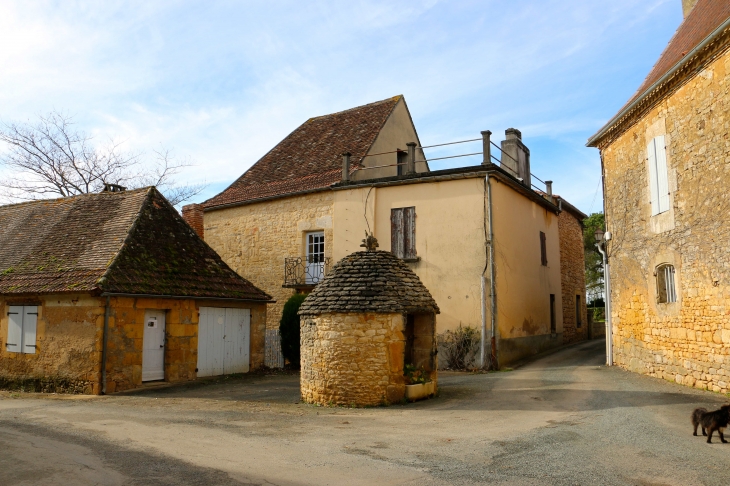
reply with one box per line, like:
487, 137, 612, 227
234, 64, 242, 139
402, 257, 421, 263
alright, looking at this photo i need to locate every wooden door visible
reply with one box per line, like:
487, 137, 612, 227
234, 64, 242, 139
142, 310, 166, 381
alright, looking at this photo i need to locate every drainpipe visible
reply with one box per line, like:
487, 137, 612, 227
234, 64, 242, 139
595, 237, 612, 366
101, 296, 110, 394
480, 130, 498, 370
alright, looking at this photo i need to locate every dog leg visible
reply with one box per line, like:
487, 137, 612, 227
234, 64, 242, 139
707, 428, 714, 444
702, 427, 707, 436
693, 423, 699, 436
719, 428, 727, 444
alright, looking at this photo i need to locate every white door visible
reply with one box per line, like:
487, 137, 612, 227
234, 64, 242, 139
305, 231, 325, 284
224, 308, 251, 374
198, 307, 250, 377
142, 310, 166, 381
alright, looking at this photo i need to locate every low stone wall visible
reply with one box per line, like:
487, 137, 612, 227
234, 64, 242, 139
300, 312, 406, 406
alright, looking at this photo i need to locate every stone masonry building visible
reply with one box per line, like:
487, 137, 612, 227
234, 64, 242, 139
298, 243, 439, 406
588, 0, 730, 392
0, 187, 271, 394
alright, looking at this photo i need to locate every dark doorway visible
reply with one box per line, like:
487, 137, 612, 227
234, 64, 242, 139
550, 294, 556, 334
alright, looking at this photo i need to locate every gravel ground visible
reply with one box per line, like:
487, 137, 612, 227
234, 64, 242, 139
1, 339, 729, 485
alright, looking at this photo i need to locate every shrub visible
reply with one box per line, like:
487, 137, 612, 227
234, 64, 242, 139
438, 325, 480, 370
279, 293, 307, 368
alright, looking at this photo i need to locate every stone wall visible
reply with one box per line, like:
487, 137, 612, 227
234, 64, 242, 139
600, 48, 730, 393
301, 312, 409, 406
0, 295, 267, 394
558, 210, 588, 344
204, 191, 334, 331
0, 294, 103, 394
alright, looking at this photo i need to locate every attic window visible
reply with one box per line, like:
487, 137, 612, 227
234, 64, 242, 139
656, 264, 677, 304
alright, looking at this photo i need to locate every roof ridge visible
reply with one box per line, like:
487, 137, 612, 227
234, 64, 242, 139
306, 95, 403, 122
0, 187, 152, 211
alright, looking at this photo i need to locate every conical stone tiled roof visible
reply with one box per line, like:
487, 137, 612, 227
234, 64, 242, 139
298, 250, 439, 316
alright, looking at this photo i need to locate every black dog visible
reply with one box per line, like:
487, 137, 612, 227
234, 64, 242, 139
694, 405, 730, 443
692, 407, 708, 436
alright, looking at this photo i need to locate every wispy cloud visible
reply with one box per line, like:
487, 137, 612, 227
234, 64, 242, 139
0, 0, 683, 210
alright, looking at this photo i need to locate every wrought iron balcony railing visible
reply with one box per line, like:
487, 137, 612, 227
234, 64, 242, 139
283, 256, 331, 287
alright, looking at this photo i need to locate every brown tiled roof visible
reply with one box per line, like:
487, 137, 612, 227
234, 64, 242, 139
299, 250, 439, 316
204, 96, 402, 209
590, 0, 730, 144
0, 188, 271, 301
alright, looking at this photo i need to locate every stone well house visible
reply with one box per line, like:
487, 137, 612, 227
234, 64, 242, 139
185, 96, 587, 368
587, 0, 730, 392
0, 187, 271, 394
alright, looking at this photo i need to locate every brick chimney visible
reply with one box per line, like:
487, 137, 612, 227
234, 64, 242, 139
182, 203, 204, 238
682, 0, 699, 18
500, 128, 531, 188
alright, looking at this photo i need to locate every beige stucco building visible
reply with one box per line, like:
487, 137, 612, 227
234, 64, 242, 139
588, 0, 730, 392
188, 96, 587, 368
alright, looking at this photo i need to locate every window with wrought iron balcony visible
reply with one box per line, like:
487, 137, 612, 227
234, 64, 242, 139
283, 231, 331, 288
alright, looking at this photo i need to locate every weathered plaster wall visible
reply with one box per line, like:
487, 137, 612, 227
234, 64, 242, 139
352, 98, 428, 180
601, 48, 730, 393
0, 294, 103, 393
204, 192, 334, 331
491, 180, 563, 365
559, 210, 588, 344
333, 178, 485, 334
300, 312, 412, 406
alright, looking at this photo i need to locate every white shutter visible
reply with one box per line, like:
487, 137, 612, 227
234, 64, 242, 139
647, 139, 659, 216
22, 306, 38, 354
655, 136, 670, 213
6, 306, 23, 353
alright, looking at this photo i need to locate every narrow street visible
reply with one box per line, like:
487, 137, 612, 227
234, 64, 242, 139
1, 339, 728, 486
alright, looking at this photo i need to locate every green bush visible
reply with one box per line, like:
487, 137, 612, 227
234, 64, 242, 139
279, 293, 307, 368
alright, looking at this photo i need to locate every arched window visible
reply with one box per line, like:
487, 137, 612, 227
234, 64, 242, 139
656, 264, 677, 303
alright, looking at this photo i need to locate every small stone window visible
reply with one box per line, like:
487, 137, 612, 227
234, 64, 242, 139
655, 264, 677, 304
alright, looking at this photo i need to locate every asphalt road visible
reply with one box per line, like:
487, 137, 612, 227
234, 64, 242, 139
1, 339, 728, 485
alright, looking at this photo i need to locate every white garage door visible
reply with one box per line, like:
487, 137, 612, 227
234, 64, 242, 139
198, 307, 251, 377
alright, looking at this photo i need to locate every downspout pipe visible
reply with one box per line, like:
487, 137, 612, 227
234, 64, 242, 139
595, 240, 612, 366
487, 175, 497, 369
101, 296, 110, 394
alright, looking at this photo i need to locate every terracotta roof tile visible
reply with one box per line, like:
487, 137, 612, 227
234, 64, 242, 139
617, 0, 730, 120
204, 96, 402, 208
0, 188, 271, 301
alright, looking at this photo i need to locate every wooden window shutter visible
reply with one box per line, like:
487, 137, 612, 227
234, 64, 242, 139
391, 208, 404, 258
404, 207, 416, 259
540, 231, 547, 266
6, 305, 23, 353
647, 138, 660, 215
22, 306, 38, 354
655, 136, 670, 214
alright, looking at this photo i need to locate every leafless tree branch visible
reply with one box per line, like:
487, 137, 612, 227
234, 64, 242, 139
0, 110, 206, 206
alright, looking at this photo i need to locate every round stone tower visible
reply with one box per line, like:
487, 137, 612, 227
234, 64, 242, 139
298, 237, 439, 406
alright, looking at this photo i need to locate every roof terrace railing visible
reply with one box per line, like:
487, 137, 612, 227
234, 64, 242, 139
342, 130, 553, 196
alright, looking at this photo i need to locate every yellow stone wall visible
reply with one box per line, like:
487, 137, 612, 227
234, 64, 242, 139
600, 48, 730, 393
0, 294, 267, 394
204, 191, 334, 330
301, 312, 429, 406
0, 294, 104, 394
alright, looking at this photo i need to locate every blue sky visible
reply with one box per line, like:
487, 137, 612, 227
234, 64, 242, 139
0, 1, 683, 213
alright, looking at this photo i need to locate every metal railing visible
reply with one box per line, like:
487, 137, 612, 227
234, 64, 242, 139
283, 256, 332, 287
340, 130, 554, 197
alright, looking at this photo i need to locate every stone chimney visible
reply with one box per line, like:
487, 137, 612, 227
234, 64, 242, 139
500, 128, 531, 188
182, 203, 204, 238
682, 0, 699, 18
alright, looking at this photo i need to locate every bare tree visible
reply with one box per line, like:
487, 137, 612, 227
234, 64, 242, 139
0, 111, 205, 206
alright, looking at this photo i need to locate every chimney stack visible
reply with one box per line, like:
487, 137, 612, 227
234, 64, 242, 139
500, 128, 531, 187
682, 0, 699, 18
182, 203, 205, 238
